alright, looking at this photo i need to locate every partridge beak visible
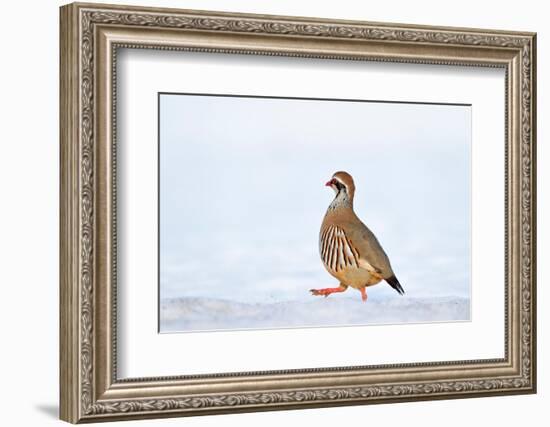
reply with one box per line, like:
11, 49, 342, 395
325, 179, 333, 187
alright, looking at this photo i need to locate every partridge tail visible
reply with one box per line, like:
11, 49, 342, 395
385, 275, 405, 295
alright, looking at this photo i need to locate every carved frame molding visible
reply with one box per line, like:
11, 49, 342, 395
60, 2, 536, 423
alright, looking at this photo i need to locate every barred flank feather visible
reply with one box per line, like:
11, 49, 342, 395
320, 225, 360, 272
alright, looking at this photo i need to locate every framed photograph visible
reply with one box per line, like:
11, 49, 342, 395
60, 2, 537, 423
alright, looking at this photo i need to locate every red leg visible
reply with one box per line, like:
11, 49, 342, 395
310, 285, 347, 298
360, 287, 368, 302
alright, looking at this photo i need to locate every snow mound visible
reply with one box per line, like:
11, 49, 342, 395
160, 296, 470, 333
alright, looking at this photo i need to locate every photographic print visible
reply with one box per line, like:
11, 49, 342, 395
159, 93, 471, 333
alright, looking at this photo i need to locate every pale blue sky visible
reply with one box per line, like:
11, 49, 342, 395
159, 94, 471, 303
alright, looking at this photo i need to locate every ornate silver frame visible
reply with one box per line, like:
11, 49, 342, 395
60, 2, 537, 423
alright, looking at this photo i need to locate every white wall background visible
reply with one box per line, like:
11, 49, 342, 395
0, 0, 545, 425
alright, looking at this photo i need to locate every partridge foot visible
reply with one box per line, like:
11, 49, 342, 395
360, 287, 368, 302
309, 287, 346, 298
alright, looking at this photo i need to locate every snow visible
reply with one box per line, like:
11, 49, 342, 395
160, 296, 470, 333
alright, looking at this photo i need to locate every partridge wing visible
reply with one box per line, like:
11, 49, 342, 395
344, 221, 394, 278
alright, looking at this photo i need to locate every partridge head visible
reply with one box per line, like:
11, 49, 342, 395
310, 171, 404, 302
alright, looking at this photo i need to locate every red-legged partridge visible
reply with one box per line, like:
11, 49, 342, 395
310, 171, 404, 302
